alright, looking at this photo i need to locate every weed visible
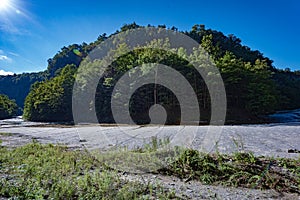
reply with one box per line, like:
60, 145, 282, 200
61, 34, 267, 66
162, 149, 300, 193
0, 143, 176, 199
1, 138, 299, 199
0, 132, 12, 136
231, 133, 245, 152
142, 136, 171, 153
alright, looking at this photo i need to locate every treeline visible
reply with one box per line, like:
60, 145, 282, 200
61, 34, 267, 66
0, 72, 47, 109
0, 44, 90, 110
1, 23, 300, 123
23, 65, 76, 122
0, 94, 18, 120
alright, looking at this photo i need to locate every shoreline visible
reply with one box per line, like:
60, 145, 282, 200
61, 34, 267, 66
2, 106, 300, 127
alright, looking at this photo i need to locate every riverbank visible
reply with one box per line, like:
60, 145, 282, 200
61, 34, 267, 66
1, 118, 300, 199
1, 122, 299, 158
0, 131, 299, 199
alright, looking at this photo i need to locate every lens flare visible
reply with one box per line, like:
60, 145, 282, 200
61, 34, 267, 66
73, 49, 82, 57
0, 0, 11, 11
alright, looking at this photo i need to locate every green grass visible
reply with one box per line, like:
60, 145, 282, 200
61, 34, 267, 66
0, 142, 176, 199
1, 138, 299, 199
97, 136, 299, 194
0, 132, 13, 136
93, 136, 173, 173
160, 149, 300, 193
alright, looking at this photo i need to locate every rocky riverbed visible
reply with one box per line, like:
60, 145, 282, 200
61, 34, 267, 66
1, 118, 300, 199
1, 119, 300, 159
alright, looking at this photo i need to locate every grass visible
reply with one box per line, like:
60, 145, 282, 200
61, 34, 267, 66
0, 137, 299, 199
0, 132, 13, 136
0, 142, 176, 199
160, 149, 300, 194
93, 136, 173, 173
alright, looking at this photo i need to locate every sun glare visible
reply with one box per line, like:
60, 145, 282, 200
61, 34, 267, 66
0, 0, 11, 11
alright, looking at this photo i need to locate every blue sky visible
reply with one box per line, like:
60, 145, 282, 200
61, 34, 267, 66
0, 0, 299, 75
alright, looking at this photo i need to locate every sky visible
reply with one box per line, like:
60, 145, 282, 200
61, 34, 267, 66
0, 0, 299, 75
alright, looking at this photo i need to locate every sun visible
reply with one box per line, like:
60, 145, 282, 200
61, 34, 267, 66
0, 0, 11, 11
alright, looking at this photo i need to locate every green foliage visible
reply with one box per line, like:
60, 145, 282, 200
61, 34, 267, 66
163, 149, 300, 193
92, 47, 192, 124
216, 52, 278, 115
187, 24, 273, 66
0, 141, 299, 198
0, 94, 18, 119
47, 44, 87, 77
92, 39, 279, 124
0, 143, 174, 199
0, 72, 47, 109
0, 43, 88, 110
120, 22, 140, 32
2, 23, 300, 122
23, 64, 77, 122
201, 34, 221, 59
245, 60, 278, 114
172, 149, 218, 184
94, 136, 172, 173
273, 69, 300, 109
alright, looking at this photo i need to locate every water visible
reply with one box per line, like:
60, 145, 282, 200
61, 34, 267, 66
0, 116, 48, 128
2, 108, 300, 128
268, 109, 300, 123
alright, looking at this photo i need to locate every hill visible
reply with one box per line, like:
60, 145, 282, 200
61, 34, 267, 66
1, 23, 300, 123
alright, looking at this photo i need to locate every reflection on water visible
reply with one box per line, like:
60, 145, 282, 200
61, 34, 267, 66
269, 109, 300, 123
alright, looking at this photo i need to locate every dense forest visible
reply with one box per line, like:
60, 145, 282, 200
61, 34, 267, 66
1, 23, 300, 123
0, 94, 18, 120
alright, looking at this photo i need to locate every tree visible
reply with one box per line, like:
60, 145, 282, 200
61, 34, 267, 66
0, 94, 18, 119
23, 64, 77, 122
1, 23, 298, 124
201, 34, 221, 59
245, 60, 278, 114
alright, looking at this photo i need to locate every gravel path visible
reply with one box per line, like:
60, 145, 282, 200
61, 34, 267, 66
1, 119, 300, 199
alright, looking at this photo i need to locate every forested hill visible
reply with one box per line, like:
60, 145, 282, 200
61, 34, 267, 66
0, 36, 105, 109
1, 23, 300, 123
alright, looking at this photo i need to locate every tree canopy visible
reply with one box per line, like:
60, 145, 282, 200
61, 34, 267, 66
0, 23, 299, 123
0, 94, 18, 120
23, 65, 76, 122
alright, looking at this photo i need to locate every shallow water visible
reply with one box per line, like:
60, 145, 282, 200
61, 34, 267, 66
0, 116, 48, 127
268, 108, 300, 123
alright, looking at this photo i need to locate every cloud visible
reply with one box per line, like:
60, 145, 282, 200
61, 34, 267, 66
0, 55, 12, 62
0, 69, 14, 76
0, 22, 22, 35
0, 50, 13, 62
8, 52, 19, 57
0, 55, 9, 60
